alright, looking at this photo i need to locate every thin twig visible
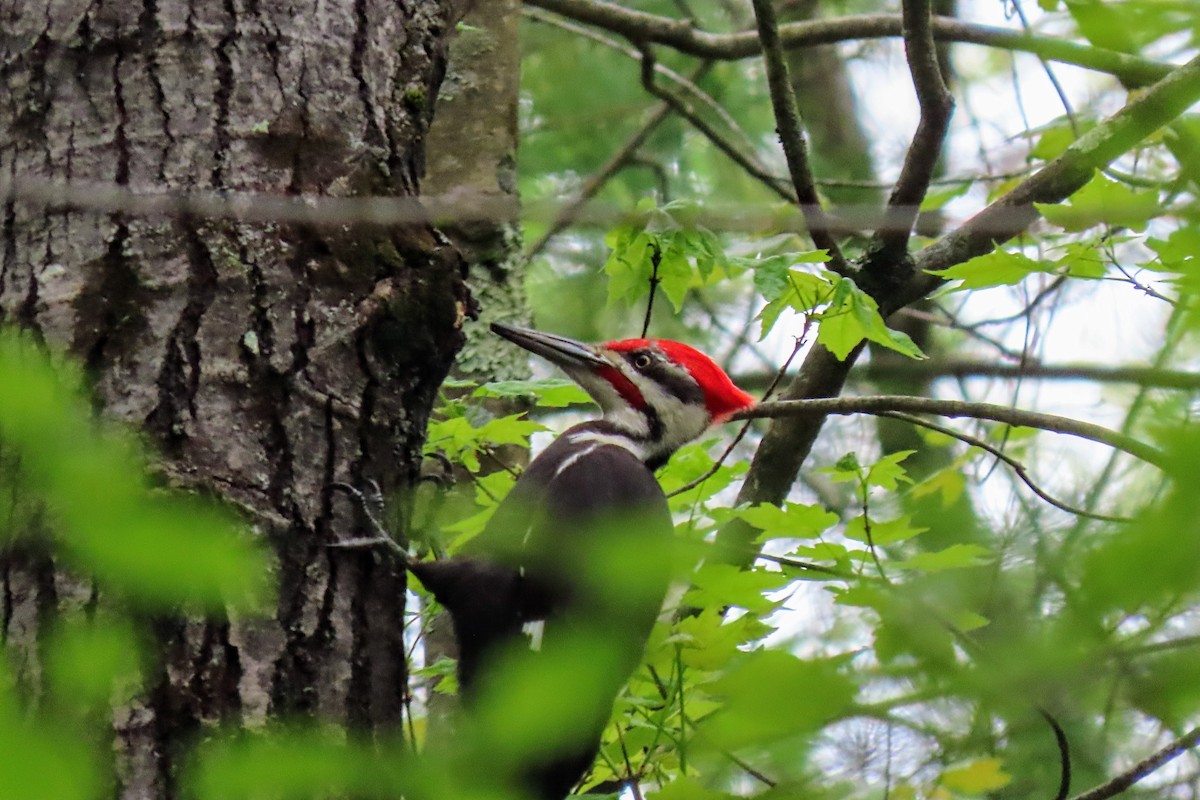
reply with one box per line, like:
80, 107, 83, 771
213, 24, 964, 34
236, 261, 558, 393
642, 244, 662, 337
524, 99, 673, 259
636, 45, 796, 204
748, 0, 848, 273
525, 8, 752, 152
875, 411, 1132, 523
1067, 724, 1200, 800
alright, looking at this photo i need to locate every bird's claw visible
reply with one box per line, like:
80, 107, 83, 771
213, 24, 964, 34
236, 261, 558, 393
330, 479, 391, 544
327, 534, 409, 559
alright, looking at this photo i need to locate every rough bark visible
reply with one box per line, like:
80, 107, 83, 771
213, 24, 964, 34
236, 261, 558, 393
0, 0, 466, 796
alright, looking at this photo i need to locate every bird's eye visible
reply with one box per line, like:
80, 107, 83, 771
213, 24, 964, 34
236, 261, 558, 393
633, 353, 653, 370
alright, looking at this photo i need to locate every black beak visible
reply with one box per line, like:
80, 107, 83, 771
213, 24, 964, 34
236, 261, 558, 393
490, 322, 608, 370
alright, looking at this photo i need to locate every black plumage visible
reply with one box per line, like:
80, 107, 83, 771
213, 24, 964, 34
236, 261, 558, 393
413, 420, 672, 799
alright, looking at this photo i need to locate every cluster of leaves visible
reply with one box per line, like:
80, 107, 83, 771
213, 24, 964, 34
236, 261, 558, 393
604, 200, 926, 360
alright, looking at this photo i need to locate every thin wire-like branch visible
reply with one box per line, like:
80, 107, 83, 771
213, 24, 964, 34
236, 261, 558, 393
1009, 0, 1078, 136
642, 244, 662, 337
1039, 708, 1072, 800
526, 1, 1171, 88
525, 7, 738, 141
875, 411, 1132, 522
1067, 724, 1200, 800
637, 45, 796, 204
734, 395, 1167, 469
524, 85, 680, 258
872, 0, 955, 259
748, 0, 847, 273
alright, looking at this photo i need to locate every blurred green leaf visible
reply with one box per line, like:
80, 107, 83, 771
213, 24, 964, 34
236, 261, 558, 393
729, 502, 837, 541
701, 651, 856, 750
474, 379, 590, 407
1035, 170, 1159, 232
927, 250, 1044, 289
185, 727, 433, 800
894, 543, 991, 573
939, 758, 1012, 794
45, 617, 143, 710
845, 514, 927, 546
0, 332, 271, 611
0, 714, 102, 800
684, 563, 791, 615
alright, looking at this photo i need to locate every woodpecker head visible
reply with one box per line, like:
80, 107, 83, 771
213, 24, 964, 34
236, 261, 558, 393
492, 322, 755, 466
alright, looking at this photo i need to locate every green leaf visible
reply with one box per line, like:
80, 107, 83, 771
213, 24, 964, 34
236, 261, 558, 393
46, 618, 143, 709
894, 543, 991, 572
919, 181, 971, 212
701, 651, 856, 750
823, 452, 863, 484
185, 728, 419, 800
0, 713, 102, 800
683, 563, 791, 614
673, 610, 772, 671
927, 250, 1044, 289
866, 450, 916, 490
1030, 121, 1077, 160
817, 277, 926, 360
756, 268, 832, 340
940, 758, 1012, 794
603, 229, 656, 306
910, 466, 966, 507
657, 233, 695, 312
1035, 171, 1160, 232
845, 514, 927, 546
732, 502, 838, 541
0, 333, 272, 611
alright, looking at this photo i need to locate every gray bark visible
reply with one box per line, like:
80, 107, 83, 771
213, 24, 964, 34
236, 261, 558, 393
0, 0, 467, 796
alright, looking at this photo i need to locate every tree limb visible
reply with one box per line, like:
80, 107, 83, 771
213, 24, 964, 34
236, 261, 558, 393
732, 360, 1200, 392
525, 1, 1171, 88
734, 395, 1166, 469
720, 51, 1200, 566
871, 0, 954, 261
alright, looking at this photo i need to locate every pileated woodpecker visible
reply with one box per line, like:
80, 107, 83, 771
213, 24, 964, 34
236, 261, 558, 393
408, 323, 754, 799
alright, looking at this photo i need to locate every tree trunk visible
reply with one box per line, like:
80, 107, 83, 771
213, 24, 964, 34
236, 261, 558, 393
0, 1, 468, 795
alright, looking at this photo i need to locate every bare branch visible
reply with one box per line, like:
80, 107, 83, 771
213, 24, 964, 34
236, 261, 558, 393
526, 1, 1171, 87
1068, 725, 1200, 800
871, 0, 955, 259
748, 0, 847, 273
636, 45, 796, 204
875, 411, 1132, 523
734, 395, 1166, 469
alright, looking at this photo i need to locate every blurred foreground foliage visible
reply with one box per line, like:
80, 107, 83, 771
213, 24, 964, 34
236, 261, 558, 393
0, 330, 272, 799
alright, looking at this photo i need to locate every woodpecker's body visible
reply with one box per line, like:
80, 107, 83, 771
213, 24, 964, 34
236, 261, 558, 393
416, 323, 754, 800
